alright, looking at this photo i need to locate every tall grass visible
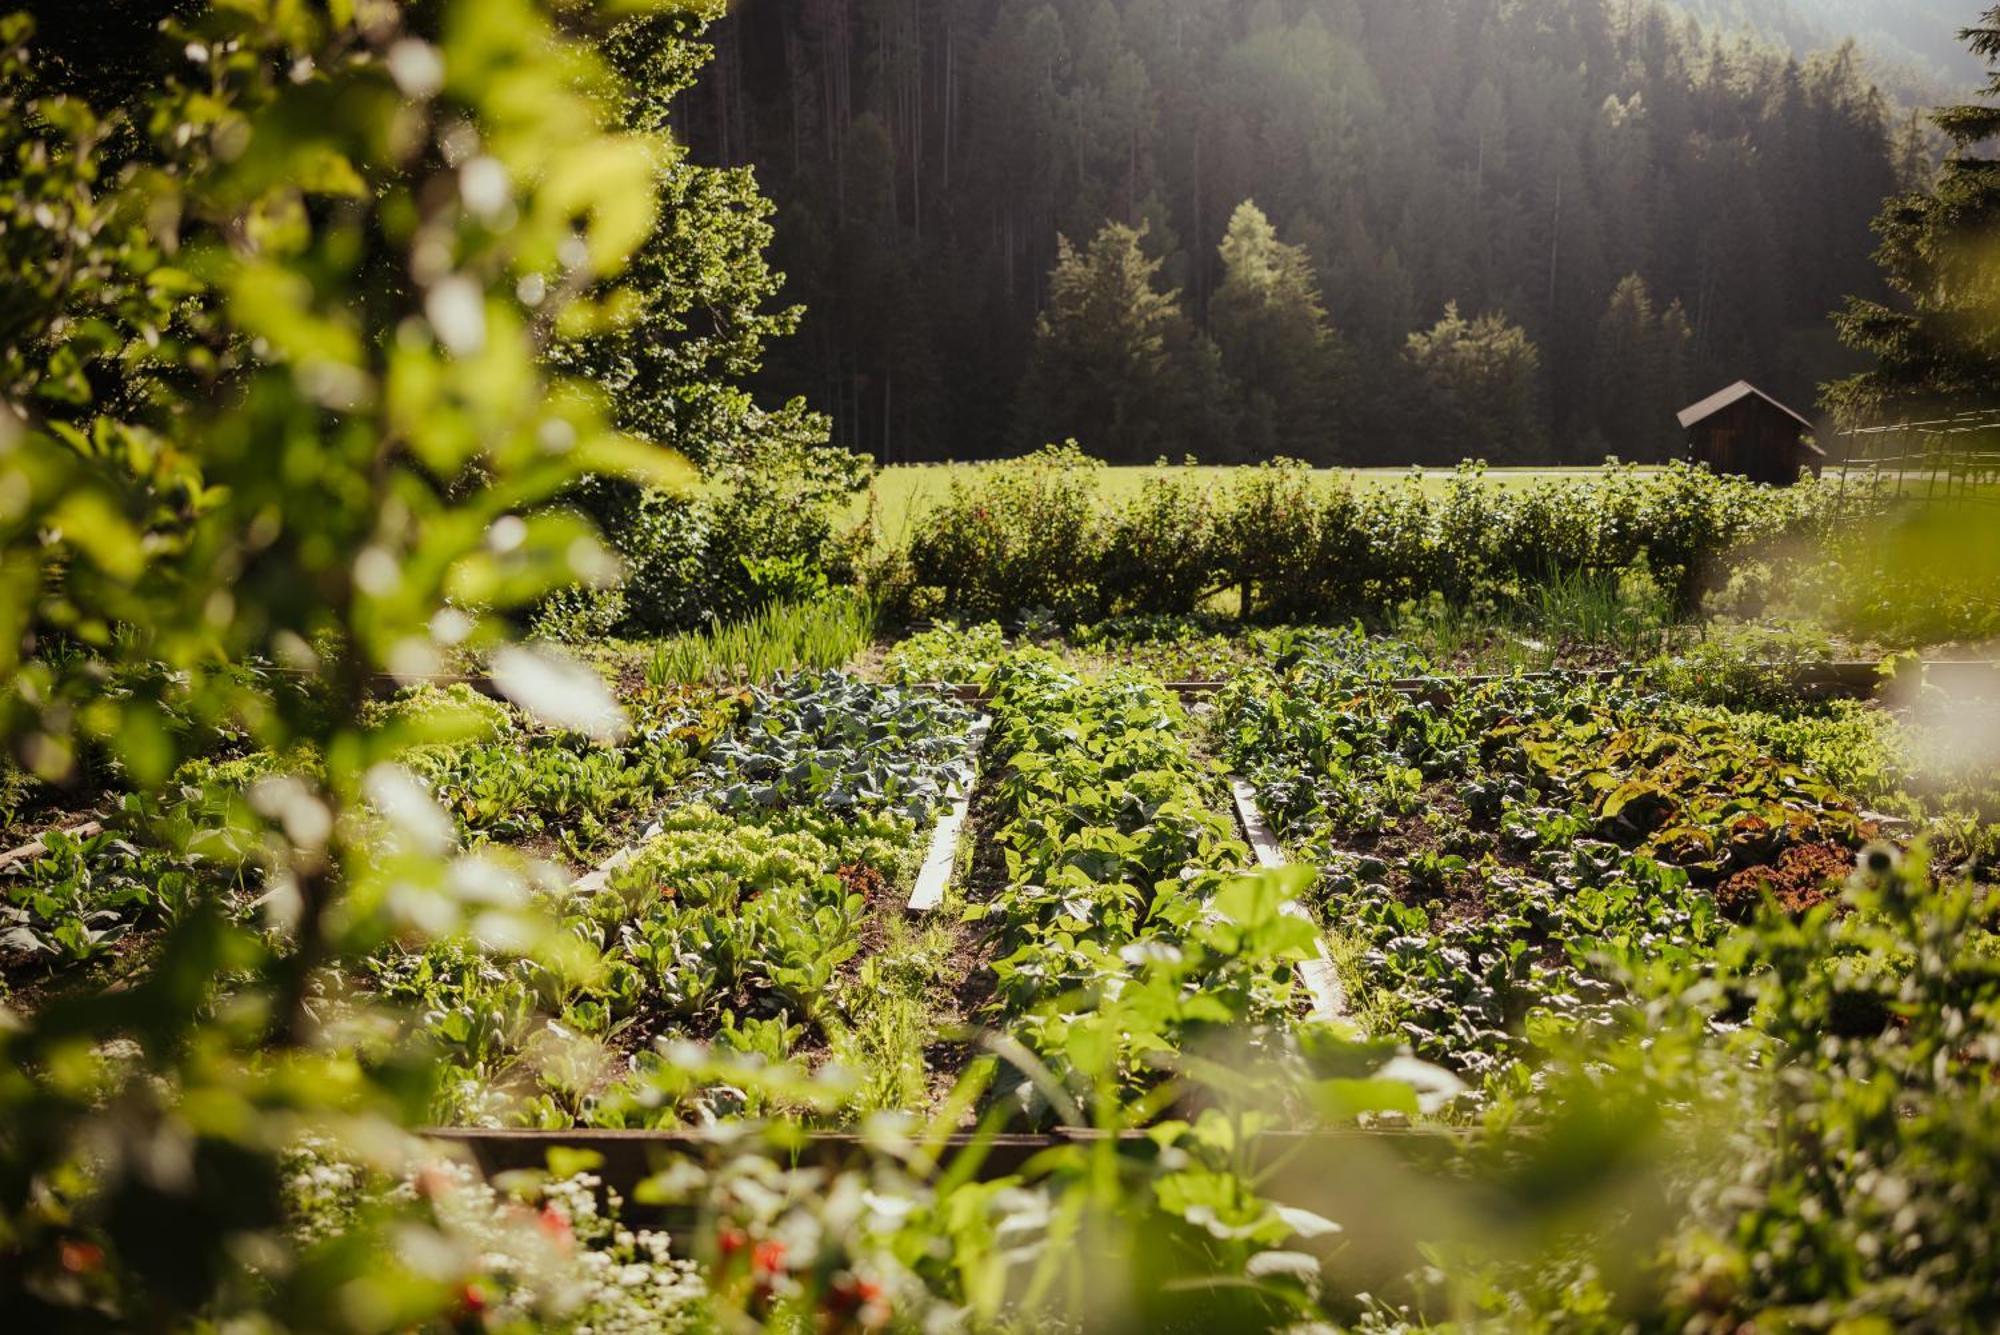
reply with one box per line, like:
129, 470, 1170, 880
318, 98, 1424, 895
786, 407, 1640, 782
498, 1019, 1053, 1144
1390, 565, 1686, 670
1527, 565, 1680, 660
646, 590, 877, 688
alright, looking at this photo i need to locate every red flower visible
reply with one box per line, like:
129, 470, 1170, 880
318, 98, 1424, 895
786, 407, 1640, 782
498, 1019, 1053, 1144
459, 1280, 488, 1314
537, 1204, 574, 1253
58, 1239, 103, 1275
825, 1272, 892, 1327
717, 1225, 750, 1259
751, 1238, 787, 1276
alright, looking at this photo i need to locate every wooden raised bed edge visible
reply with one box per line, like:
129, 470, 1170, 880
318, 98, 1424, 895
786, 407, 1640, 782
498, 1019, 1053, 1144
1227, 778, 1347, 1024
907, 716, 992, 912
926, 659, 2000, 704
0, 819, 107, 870
256, 659, 2000, 706
423, 1125, 1438, 1192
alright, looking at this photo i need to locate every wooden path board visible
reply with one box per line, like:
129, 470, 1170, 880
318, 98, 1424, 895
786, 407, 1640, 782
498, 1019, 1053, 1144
1228, 777, 1347, 1024
926, 660, 2000, 705
570, 819, 663, 895
423, 1125, 1445, 1193
0, 820, 106, 869
907, 716, 992, 912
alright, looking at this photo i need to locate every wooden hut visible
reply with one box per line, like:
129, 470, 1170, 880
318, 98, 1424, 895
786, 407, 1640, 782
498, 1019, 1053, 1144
1675, 381, 1824, 485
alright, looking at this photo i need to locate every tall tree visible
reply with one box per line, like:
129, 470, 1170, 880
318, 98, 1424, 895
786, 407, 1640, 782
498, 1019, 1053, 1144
1017, 221, 1227, 462
1210, 199, 1345, 462
1589, 273, 1693, 459
1826, 7, 2000, 420
1405, 303, 1548, 463
559, 8, 825, 469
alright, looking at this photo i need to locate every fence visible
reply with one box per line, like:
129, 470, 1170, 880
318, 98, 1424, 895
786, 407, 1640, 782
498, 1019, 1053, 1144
1831, 409, 2000, 506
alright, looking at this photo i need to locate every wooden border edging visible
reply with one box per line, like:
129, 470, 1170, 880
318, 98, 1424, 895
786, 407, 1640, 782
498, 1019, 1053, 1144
1228, 777, 1347, 1024
0, 820, 106, 870
927, 660, 2000, 705
907, 716, 992, 912
290, 660, 2000, 707
571, 820, 663, 895
421, 1125, 1435, 1190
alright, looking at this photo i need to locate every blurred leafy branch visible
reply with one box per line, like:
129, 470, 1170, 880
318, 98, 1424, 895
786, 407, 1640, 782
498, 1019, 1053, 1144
0, 0, 699, 1323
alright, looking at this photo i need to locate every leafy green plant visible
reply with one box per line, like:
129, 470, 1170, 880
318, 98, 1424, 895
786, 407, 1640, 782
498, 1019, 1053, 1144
880, 620, 1007, 685
0, 1, 703, 1322
703, 671, 976, 822
0, 829, 205, 970
1223, 640, 1891, 1082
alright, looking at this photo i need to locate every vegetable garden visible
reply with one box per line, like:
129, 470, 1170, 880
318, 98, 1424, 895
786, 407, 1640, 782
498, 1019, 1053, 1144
7, 0, 2000, 1329
10, 602, 2000, 1329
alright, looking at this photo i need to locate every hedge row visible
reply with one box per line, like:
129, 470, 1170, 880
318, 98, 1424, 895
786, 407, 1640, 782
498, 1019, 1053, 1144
870, 447, 1878, 625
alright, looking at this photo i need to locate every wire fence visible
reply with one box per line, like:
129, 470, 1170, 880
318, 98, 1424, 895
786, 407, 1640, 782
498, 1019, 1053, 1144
1831, 409, 2000, 506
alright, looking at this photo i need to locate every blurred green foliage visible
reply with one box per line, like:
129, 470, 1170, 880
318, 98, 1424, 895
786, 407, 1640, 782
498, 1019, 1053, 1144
0, 0, 697, 1324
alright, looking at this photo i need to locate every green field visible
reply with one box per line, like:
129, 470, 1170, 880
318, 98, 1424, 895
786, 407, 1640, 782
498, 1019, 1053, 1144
849, 462, 1667, 538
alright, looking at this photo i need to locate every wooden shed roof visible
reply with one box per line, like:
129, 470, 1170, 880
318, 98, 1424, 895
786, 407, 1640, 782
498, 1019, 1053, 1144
1676, 380, 1820, 449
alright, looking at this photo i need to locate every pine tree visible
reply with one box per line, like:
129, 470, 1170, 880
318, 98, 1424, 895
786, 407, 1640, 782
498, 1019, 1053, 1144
1589, 274, 1693, 461
1405, 303, 1548, 463
1210, 200, 1345, 463
1017, 221, 1228, 462
1825, 9, 2000, 420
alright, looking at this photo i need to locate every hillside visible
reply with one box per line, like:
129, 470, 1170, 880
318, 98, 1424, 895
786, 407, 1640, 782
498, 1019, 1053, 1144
687, 0, 1907, 466
1675, 0, 1986, 99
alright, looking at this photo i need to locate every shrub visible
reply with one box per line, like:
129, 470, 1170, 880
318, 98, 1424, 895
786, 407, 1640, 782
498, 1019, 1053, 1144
572, 435, 873, 635
1096, 466, 1222, 616
1215, 461, 1325, 621
889, 458, 1904, 631
904, 444, 1106, 623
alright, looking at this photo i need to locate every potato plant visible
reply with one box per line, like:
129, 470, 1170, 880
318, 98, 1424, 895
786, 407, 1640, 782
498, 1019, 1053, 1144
971, 651, 1348, 1121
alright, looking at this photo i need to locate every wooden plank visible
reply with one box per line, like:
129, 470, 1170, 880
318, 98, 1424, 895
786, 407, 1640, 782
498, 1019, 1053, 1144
1227, 777, 1347, 1024
1230, 777, 1286, 870
936, 661, 2000, 705
570, 820, 662, 896
422, 1125, 1444, 1192
0, 820, 106, 870
907, 716, 991, 912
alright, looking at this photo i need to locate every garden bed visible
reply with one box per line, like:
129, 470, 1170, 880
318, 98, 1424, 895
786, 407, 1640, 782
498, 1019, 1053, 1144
1218, 634, 1930, 1080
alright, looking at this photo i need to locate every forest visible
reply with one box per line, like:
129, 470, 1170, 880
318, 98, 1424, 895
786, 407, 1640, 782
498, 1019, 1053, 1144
1681, 0, 1989, 93
673, 0, 1921, 464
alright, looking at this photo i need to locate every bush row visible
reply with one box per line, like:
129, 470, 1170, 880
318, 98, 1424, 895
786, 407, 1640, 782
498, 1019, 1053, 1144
871, 446, 1883, 625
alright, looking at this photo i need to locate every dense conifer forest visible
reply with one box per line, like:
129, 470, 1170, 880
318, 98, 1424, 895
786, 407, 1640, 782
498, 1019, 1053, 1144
1682, 0, 1987, 93
675, 0, 1923, 464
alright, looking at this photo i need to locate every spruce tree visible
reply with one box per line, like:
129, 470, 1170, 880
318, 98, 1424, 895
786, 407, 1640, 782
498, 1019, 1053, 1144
1590, 274, 1692, 461
1826, 8, 2000, 420
1018, 221, 1227, 462
1405, 303, 1548, 464
1211, 200, 1345, 463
